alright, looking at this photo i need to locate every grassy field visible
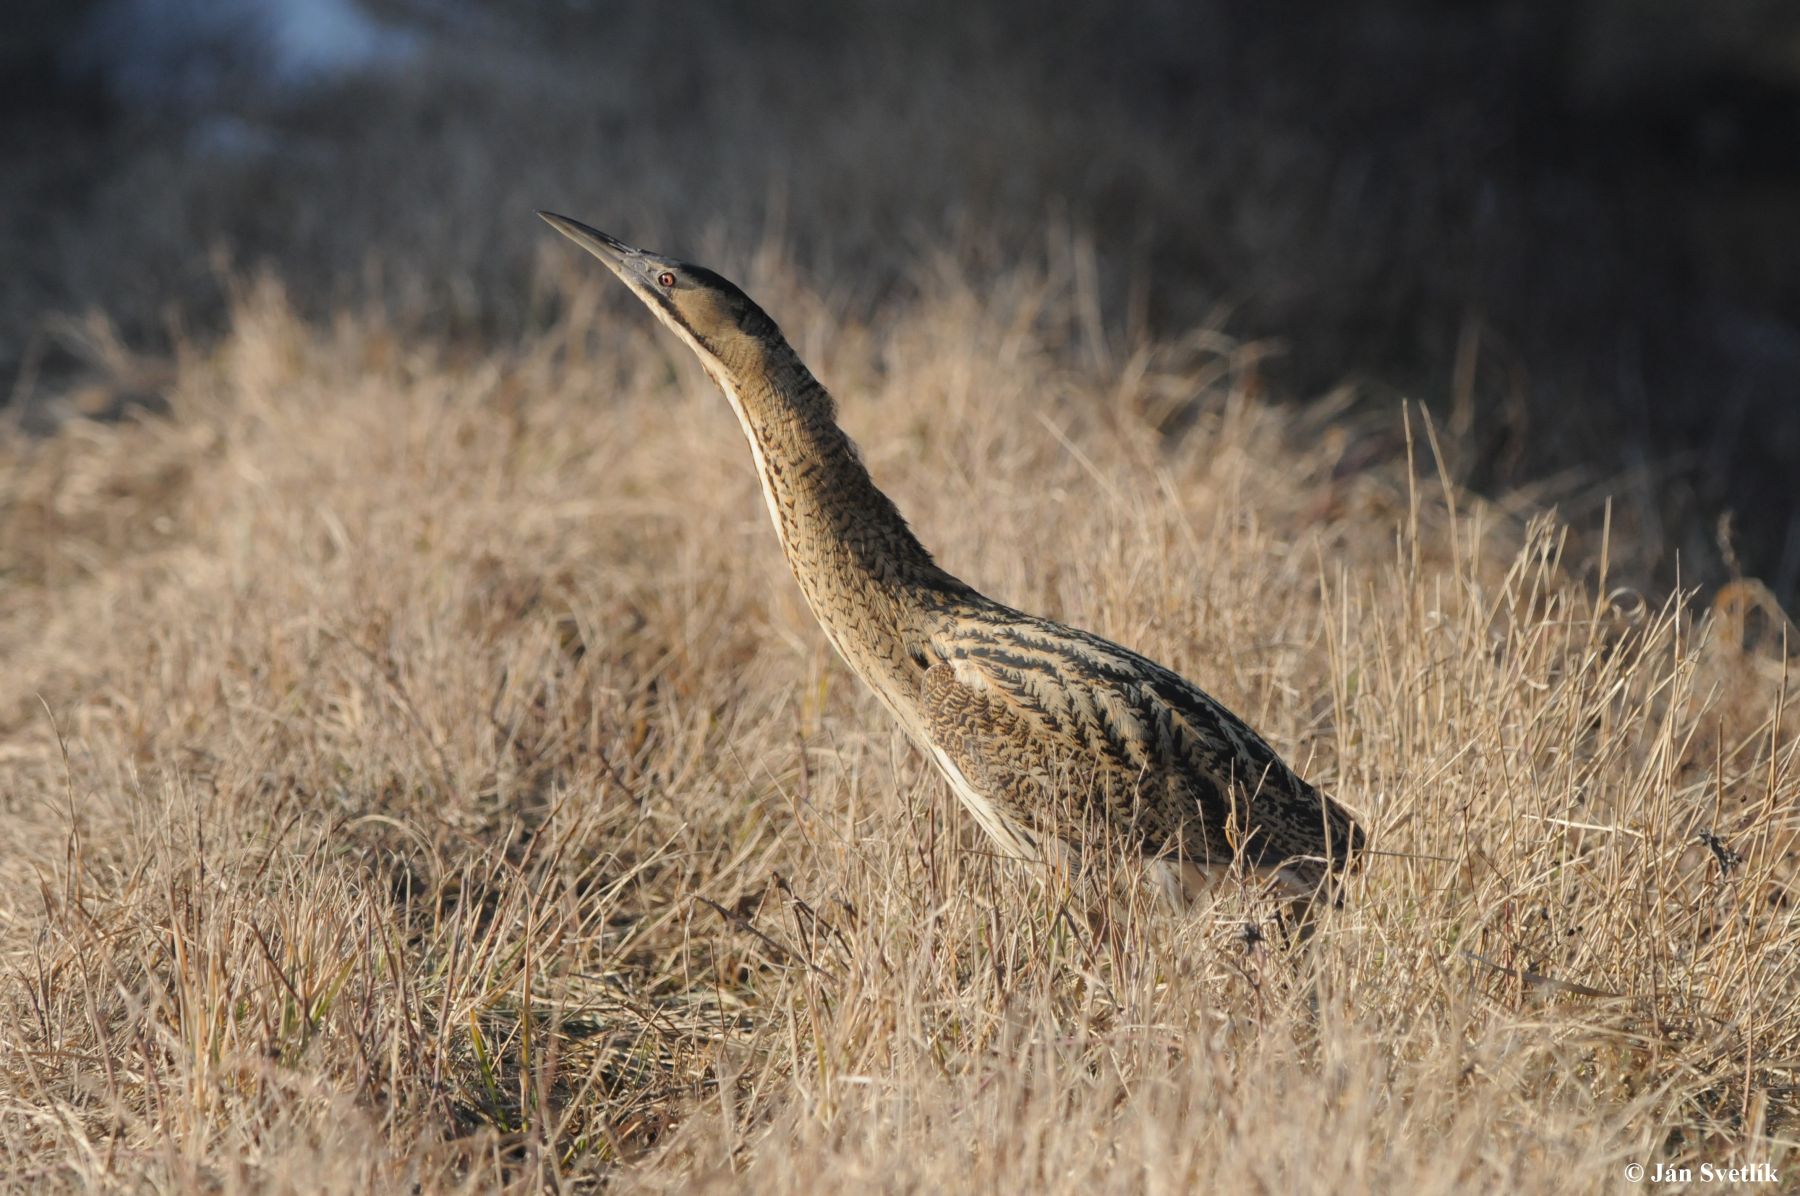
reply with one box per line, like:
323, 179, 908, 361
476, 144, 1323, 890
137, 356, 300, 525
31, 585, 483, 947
3, 5, 1799, 1192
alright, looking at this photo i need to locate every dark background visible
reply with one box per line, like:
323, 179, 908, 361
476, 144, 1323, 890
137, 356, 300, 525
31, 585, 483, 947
6, 0, 1798, 601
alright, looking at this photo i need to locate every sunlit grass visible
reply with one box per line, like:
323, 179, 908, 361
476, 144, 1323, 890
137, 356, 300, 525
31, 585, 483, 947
0, 238, 1794, 1191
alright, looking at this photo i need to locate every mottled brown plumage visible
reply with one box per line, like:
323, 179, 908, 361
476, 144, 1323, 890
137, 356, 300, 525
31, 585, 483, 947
540, 212, 1364, 906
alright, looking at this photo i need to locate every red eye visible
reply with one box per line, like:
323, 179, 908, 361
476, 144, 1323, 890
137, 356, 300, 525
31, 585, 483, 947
657, 271, 676, 287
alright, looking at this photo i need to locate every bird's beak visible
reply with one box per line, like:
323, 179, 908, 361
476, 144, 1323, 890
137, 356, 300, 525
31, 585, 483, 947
537, 210, 704, 347
537, 210, 638, 272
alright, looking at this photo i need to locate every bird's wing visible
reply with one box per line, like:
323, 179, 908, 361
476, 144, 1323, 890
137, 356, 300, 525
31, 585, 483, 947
922, 616, 1363, 879
917, 662, 1062, 862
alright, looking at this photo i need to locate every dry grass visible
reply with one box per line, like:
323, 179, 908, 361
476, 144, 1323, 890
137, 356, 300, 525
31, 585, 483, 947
1, 233, 1797, 1191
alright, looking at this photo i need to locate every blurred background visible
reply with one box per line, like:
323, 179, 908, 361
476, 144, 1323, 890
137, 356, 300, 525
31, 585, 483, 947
5, 0, 1799, 603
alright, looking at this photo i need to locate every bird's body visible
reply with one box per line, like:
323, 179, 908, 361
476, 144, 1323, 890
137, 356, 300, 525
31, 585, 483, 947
540, 212, 1364, 906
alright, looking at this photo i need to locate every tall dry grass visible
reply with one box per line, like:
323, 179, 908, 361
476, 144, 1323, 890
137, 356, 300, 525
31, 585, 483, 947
1, 227, 1796, 1192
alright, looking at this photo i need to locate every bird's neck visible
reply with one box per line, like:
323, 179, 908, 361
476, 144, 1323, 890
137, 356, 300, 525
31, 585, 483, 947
708, 339, 965, 682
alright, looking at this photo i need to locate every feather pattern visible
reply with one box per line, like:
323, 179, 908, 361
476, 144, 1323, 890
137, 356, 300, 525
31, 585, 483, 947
918, 607, 1363, 896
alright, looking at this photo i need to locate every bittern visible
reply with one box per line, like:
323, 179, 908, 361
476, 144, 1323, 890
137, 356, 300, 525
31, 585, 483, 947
540, 211, 1364, 910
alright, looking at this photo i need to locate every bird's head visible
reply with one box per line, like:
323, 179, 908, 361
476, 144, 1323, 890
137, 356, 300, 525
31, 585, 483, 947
537, 211, 777, 378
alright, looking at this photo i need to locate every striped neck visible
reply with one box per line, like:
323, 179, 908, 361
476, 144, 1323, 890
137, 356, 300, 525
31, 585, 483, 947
677, 329, 968, 720
714, 338, 959, 602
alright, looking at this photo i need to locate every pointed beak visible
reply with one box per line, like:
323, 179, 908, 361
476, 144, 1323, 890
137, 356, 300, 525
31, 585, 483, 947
536, 210, 698, 339
536, 210, 638, 272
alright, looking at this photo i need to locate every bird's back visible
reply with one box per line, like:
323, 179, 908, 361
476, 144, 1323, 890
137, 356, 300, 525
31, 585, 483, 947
917, 599, 1363, 898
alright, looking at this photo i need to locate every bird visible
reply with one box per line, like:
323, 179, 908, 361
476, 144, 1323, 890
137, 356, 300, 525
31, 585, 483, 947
538, 211, 1365, 913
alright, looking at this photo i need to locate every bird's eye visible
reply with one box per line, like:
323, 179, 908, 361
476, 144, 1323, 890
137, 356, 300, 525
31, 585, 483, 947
657, 271, 676, 288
